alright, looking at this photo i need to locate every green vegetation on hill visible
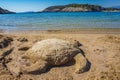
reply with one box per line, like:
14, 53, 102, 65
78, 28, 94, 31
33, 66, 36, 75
66, 4, 101, 8
44, 6, 65, 11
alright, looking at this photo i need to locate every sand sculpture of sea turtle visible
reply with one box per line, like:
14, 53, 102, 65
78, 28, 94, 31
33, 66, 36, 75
7, 39, 88, 76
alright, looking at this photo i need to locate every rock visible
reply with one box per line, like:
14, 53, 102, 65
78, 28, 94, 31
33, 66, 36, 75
61, 7, 92, 12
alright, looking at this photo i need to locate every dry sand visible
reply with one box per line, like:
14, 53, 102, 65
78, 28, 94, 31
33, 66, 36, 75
0, 29, 120, 80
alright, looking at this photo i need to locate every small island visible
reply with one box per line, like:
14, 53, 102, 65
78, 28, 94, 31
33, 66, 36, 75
42, 4, 120, 12
0, 7, 15, 14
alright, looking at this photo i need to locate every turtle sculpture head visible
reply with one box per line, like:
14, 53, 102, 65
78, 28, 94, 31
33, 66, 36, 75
8, 39, 88, 76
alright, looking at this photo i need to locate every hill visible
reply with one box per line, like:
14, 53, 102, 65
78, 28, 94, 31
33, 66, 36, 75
42, 4, 120, 12
43, 4, 102, 12
0, 7, 15, 14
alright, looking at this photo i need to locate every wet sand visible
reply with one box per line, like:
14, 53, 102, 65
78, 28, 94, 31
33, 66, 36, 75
1, 28, 120, 34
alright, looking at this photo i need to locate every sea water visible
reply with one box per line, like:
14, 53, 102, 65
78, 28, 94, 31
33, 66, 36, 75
0, 12, 120, 31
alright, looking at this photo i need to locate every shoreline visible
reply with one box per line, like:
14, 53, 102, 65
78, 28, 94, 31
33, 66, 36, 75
0, 28, 120, 34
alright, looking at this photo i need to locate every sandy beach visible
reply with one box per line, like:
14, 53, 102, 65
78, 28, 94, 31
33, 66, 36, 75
0, 29, 120, 80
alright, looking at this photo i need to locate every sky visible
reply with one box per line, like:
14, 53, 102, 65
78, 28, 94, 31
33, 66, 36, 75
0, 0, 120, 12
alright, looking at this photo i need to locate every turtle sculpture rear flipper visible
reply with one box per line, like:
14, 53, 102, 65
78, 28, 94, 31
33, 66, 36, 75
74, 53, 87, 74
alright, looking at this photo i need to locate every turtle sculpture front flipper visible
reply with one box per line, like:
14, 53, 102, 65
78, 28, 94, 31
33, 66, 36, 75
22, 59, 48, 74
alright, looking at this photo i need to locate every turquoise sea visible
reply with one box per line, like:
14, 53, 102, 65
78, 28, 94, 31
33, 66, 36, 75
0, 12, 120, 31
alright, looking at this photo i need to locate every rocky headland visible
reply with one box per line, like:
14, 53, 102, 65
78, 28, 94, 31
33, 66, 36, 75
42, 4, 120, 12
0, 7, 15, 14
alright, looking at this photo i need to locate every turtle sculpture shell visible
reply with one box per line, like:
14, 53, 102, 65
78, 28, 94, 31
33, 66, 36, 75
24, 39, 80, 65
